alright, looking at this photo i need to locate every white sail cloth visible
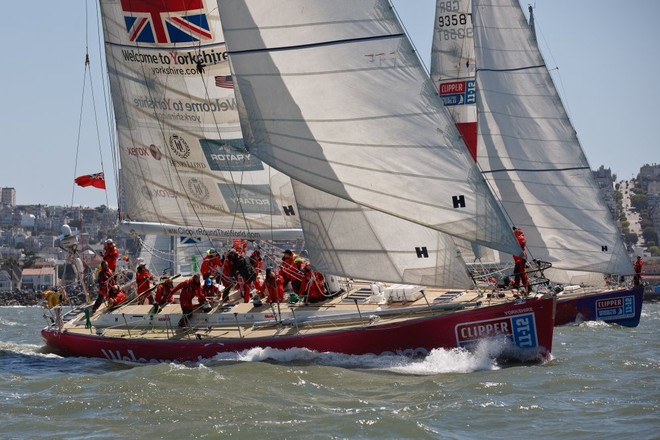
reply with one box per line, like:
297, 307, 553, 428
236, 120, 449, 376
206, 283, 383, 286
99, 1, 300, 237
216, 0, 521, 257
472, 0, 632, 275
292, 180, 474, 288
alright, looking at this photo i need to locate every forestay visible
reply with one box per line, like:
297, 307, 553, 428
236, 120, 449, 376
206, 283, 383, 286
99, 1, 301, 239
217, 0, 521, 256
472, 0, 632, 275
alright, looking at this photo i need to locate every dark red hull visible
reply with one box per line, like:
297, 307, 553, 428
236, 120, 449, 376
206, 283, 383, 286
42, 297, 555, 363
555, 287, 644, 327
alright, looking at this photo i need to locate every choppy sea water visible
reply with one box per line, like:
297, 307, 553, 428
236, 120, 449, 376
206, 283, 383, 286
1, 304, 658, 440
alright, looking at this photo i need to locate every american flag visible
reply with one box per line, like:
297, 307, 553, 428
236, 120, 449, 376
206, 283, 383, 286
75, 172, 106, 190
215, 75, 234, 89
121, 0, 212, 44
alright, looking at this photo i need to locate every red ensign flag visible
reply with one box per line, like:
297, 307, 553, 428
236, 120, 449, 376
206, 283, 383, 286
75, 172, 106, 189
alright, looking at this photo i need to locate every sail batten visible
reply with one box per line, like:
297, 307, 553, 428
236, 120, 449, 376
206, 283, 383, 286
228, 33, 406, 55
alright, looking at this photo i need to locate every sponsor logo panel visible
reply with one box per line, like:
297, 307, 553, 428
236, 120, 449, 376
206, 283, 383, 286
199, 139, 264, 172
218, 184, 281, 215
455, 313, 538, 348
596, 296, 635, 320
439, 79, 476, 106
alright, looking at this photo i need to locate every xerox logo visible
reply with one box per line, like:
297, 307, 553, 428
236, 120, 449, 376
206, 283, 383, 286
141, 186, 177, 200
126, 144, 163, 160
127, 146, 150, 157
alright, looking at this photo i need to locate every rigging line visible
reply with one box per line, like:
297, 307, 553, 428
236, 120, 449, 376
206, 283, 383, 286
87, 56, 110, 208
195, 53, 255, 239
69, 0, 92, 208
129, 36, 220, 257
71, 60, 88, 207
95, 0, 120, 212
267, 161, 275, 245
121, 38, 191, 228
109, 0, 187, 225
389, 1, 429, 75
159, 67, 222, 250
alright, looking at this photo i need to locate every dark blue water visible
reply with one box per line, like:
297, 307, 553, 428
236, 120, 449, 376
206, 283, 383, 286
1, 304, 658, 439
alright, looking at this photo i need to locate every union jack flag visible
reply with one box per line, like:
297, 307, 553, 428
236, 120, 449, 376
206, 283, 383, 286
215, 75, 234, 89
121, 0, 212, 44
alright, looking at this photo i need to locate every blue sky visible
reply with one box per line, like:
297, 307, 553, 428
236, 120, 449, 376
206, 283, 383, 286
1, 0, 657, 207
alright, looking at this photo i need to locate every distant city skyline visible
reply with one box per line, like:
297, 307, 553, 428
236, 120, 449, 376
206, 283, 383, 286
1, 0, 657, 207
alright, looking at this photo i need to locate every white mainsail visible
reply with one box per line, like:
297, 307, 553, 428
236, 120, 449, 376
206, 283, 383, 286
99, 0, 301, 240
216, 0, 521, 258
471, 0, 632, 275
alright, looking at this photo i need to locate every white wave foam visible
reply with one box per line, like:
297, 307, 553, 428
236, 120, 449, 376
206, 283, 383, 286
204, 343, 506, 375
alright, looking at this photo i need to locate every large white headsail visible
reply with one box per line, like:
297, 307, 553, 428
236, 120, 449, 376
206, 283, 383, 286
99, 0, 301, 240
216, 0, 521, 256
292, 180, 474, 288
472, 0, 631, 274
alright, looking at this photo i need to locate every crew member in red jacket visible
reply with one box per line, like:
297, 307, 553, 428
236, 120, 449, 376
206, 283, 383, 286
151, 277, 175, 314
300, 265, 326, 303
135, 263, 154, 304
258, 267, 285, 303
220, 249, 236, 286
103, 239, 120, 272
633, 255, 644, 286
106, 285, 127, 309
200, 248, 222, 282
249, 249, 264, 290
510, 227, 531, 294
233, 238, 248, 254
172, 274, 210, 327
92, 260, 115, 313
202, 277, 221, 299
280, 250, 304, 292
